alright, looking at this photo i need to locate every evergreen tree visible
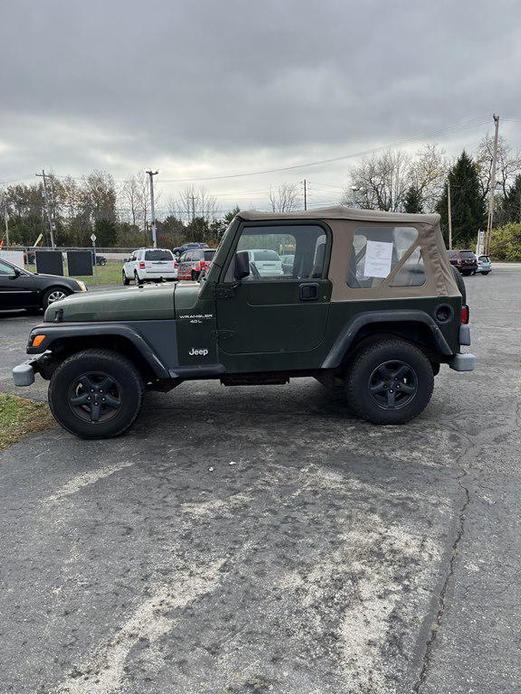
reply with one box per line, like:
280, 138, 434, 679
404, 185, 423, 213
436, 151, 486, 248
500, 174, 521, 225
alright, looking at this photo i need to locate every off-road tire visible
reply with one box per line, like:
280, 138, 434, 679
49, 349, 144, 439
42, 287, 71, 310
191, 270, 200, 281
345, 339, 434, 425
482, 271, 490, 276
122, 271, 130, 286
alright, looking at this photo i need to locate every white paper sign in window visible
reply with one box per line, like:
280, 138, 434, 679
363, 240, 393, 278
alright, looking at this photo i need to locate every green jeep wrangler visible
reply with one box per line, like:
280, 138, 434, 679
13, 206, 474, 439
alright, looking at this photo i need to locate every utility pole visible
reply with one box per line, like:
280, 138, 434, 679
303, 179, 307, 211
4, 212, 9, 247
485, 114, 500, 255
146, 170, 158, 248
35, 169, 55, 248
447, 179, 453, 250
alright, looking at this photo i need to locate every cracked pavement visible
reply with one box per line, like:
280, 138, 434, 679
0, 268, 520, 693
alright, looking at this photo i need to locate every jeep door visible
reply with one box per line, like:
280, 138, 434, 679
216, 222, 332, 358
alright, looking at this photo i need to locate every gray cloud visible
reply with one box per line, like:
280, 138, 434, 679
1, 0, 521, 205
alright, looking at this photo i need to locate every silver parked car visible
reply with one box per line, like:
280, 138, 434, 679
477, 255, 492, 275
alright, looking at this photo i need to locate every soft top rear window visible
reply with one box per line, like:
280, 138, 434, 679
204, 250, 216, 260
145, 250, 173, 261
459, 251, 475, 258
254, 250, 280, 261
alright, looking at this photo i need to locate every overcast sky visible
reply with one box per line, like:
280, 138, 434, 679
1, 0, 521, 212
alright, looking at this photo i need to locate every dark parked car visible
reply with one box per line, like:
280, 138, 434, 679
0, 257, 87, 312
173, 242, 208, 257
448, 249, 478, 275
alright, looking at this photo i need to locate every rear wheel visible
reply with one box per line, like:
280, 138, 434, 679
49, 349, 144, 439
191, 270, 200, 281
345, 339, 434, 424
482, 271, 490, 275
122, 271, 130, 286
42, 287, 71, 309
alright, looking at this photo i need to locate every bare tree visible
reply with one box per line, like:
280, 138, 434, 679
408, 145, 448, 212
120, 173, 149, 229
269, 183, 299, 212
341, 145, 446, 212
172, 185, 217, 222
342, 150, 411, 211
476, 134, 521, 200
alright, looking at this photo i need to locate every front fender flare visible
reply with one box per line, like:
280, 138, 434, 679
27, 322, 171, 378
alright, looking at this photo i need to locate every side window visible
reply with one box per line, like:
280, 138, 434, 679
390, 247, 426, 286
0, 260, 15, 275
347, 226, 424, 288
226, 224, 328, 282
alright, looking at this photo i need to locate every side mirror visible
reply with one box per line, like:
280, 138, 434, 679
234, 251, 250, 281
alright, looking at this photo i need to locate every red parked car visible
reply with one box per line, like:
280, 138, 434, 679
177, 248, 216, 281
447, 249, 478, 276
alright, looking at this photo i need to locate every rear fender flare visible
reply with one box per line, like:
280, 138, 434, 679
321, 310, 453, 369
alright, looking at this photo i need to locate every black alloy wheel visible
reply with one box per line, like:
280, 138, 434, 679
68, 371, 122, 424
368, 360, 418, 410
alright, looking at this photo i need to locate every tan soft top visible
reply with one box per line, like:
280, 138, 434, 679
238, 205, 458, 299
238, 205, 440, 226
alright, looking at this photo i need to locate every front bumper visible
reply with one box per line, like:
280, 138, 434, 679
12, 353, 47, 387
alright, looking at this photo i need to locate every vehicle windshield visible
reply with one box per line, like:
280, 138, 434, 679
145, 250, 173, 261
479, 255, 490, 262
253, 250, 280, 261
204, 250, 216, 260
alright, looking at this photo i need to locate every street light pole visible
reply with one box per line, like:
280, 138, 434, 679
485, 114, 500, 255
36, 169, 56, 248
447, 179, 453, 250
146, 170, 159, 248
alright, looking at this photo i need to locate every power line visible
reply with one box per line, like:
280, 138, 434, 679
158, 116, 491, 183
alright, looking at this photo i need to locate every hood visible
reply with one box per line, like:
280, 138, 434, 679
44, 283, 176, 323
172, 281, 202, 313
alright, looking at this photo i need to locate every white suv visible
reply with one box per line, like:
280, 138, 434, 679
122, 248, 178, 284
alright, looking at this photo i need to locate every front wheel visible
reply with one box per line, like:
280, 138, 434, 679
345, 339, 434, 424
49, 349, 144, 439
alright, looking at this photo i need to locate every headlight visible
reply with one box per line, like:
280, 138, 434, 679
76, 280, 87, 292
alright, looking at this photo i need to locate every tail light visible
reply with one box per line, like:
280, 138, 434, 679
461, 305, 469, 324
139, 261, 146, 269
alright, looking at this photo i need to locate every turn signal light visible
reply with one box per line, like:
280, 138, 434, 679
32, 335, 46, 348
461, 305, 470, 324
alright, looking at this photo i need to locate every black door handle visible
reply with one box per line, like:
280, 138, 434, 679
299, 282, 319, 301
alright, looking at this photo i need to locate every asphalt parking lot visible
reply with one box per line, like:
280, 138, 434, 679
1, 268, 520, 694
